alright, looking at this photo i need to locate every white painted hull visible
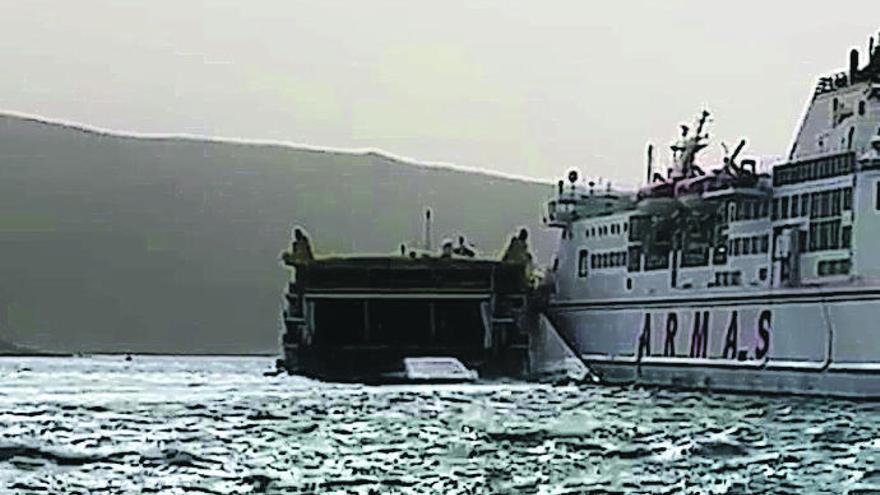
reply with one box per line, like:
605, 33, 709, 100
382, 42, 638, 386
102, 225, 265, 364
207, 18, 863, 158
547, 288, 880, 397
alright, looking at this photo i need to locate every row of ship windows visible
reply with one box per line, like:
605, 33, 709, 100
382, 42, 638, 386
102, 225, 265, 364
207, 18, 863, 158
584, 222, 627, 238
683, 187, 855, 224
772, 152, 855, 187
818, 259, 851, 276
715, 222, 848, 258
771, 187, 852, 220
710, 271, 743, 287
589, 251, 627, 271
577, 250, 852, 280
576, 250, 627, 276
579, 223, 850, 277
807, 220, 851, 251
730, 188, 854, 222
727, 235, 770, 256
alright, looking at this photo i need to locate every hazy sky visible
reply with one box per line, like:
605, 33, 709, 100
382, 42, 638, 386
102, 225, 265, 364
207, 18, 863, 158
2, 1, 880, 183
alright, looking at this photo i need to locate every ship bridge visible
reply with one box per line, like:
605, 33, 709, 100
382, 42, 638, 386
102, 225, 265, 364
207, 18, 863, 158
545, 170, 635, 228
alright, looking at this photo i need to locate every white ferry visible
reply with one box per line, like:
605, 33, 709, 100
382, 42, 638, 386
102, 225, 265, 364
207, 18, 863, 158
543, 33, 880, 397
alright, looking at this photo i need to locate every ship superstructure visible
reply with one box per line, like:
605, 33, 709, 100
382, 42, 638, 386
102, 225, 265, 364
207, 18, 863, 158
543, 33, 880, 397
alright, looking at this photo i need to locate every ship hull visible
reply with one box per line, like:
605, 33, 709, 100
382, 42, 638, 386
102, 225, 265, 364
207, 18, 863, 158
547, 288, 880, 398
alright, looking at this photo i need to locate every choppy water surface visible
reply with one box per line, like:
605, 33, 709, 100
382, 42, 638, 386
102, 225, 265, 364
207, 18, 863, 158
1, 357, 879, 494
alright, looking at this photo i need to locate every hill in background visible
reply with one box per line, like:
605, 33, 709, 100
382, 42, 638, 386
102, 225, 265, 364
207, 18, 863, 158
0, 114, 557, 353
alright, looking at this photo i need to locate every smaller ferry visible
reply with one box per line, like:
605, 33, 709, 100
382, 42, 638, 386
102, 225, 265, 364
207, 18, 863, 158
279, 211, 538, 383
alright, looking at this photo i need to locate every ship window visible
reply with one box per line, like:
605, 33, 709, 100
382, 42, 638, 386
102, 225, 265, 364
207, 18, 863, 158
780, 196, 790, 219
761, 235, 769, 253
626, 278, 633, 290
829, 221, 841, 249
713, 243, 728, 265
831, 189, 842, 216
842, 225, 852, 249
801, 194, 809, 216
628, 246, 642, 272
809, 224, 818, 252
819, 259, 852, 276
791, 194, 799, 217
860, 101, 866, 116
578, 250, 589, 277
585, 229, 589, 238
771, 198, 779, 220
819, 222, 829, 250
759, 267, 768, 281
743, 238, 752, 255
645, 249, 670, 271
843, 187, 852, 210
591, 253, 597, 269
876, 181, 880, 210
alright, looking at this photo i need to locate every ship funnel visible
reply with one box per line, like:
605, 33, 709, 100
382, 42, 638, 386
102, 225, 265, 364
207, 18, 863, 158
423, 208, 433, 251
850, 48, 860, 81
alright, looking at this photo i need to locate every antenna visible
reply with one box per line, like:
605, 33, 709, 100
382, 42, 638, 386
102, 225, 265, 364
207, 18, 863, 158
731, 138, 746, 163
423, 208, 432, 251
695, 110, 711, 137
850, 49, 860, 81
646, 143, 654, 183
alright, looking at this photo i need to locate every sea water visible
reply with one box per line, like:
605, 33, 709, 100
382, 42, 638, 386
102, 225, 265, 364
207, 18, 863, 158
0, 356, 878, 494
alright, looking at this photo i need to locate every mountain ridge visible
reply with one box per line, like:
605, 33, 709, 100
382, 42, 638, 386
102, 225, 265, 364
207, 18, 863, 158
0, 113, 557, 353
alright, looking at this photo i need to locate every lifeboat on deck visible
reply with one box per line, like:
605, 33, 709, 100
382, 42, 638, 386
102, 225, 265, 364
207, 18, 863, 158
700, 160, 771, 202
637, 180, 678, 216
